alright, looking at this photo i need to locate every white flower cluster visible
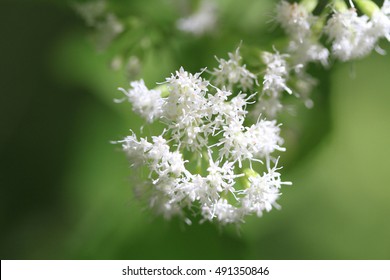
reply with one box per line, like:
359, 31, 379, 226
277, 0, 390, 63
117, 80, 163, 123
250, 49, 294, 118
113, 0, 390, 225
118, 66, 291, 224
212, 47, 257, 91
266, 0, 390, 115
276, 0, 329, 67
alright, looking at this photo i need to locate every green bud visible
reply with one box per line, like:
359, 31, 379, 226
300, 0, 318, 13
333, 0, 348, 12
354, 0, 380, 17
155, 84, 170, 97
243, 168, 259, 188
244, 168, 258, 178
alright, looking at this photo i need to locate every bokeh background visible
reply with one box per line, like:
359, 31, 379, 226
1, 0, 390, 259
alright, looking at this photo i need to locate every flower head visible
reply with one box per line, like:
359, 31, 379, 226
212, 47, 257, 91
275, 1, 315, 43
118, 80, 164, 123
240, 162, 291, 217
325, 9, 374, 61
262, 51, 292, 96
116, 64, 290, 224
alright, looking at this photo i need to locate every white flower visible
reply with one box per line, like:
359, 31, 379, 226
275, 1, 314, 43
118, 80, 164, 123
217, 117, 285, 167
120, 133, 152, 167
288, 40, 329, 67
201, 198, 241, 224
275, 1, 329, 69
212, 48, 257, 91
177, 0, 217, 36
178, 174, 215, 203
206, 152, 242, 194
370, 1, 390, 42
217, 119, 252, 167
163, 67, 210, 150
159, 151, 187, 177
325, 9, 375, 61
122, 134, 189, 180
164, 67, 209, 121
147, 136, 174, 175
207, 88, 231, 115
262, 51, 292, 96
240, 162, 292, 217
245, 119, 285, 159
223, 93, 252, 125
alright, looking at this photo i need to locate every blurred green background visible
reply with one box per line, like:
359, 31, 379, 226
1, 0, 390, 259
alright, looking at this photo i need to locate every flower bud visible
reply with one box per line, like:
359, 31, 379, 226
333, 0, 348, 12
354, 0, 380, 17
300, 0, 318, 13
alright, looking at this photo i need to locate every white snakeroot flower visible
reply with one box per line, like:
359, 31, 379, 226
288, 40, 329, 67
120, 133, 152, 167
217, 118, 285, 167
206, 88, 232, 131
371, 12, 390, 42
240, 162, 292, 217
222, 93, 253, 125
383, 0, 390, 13
325, 9, 375, 61
105, 0, 390, 226
275, 1, 314, 43
275, 0, 330, 69
177, 0, 217, 36
218, 120, 253, 167
164, 67, 209, 122
158, 150, 187, 177
212, 48, 257, 91
121, 134, 189, 179
369, 1, 390, 43
245, 120, 285, 159
262, 51, 292, 96
117, 80, 164, 123
178, 174, 216, 203
163, 67, 210, 150
201, 198, 241, 224
207, 152, 243, 194
118, 65, 289, 225
147, 136, 173, 175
